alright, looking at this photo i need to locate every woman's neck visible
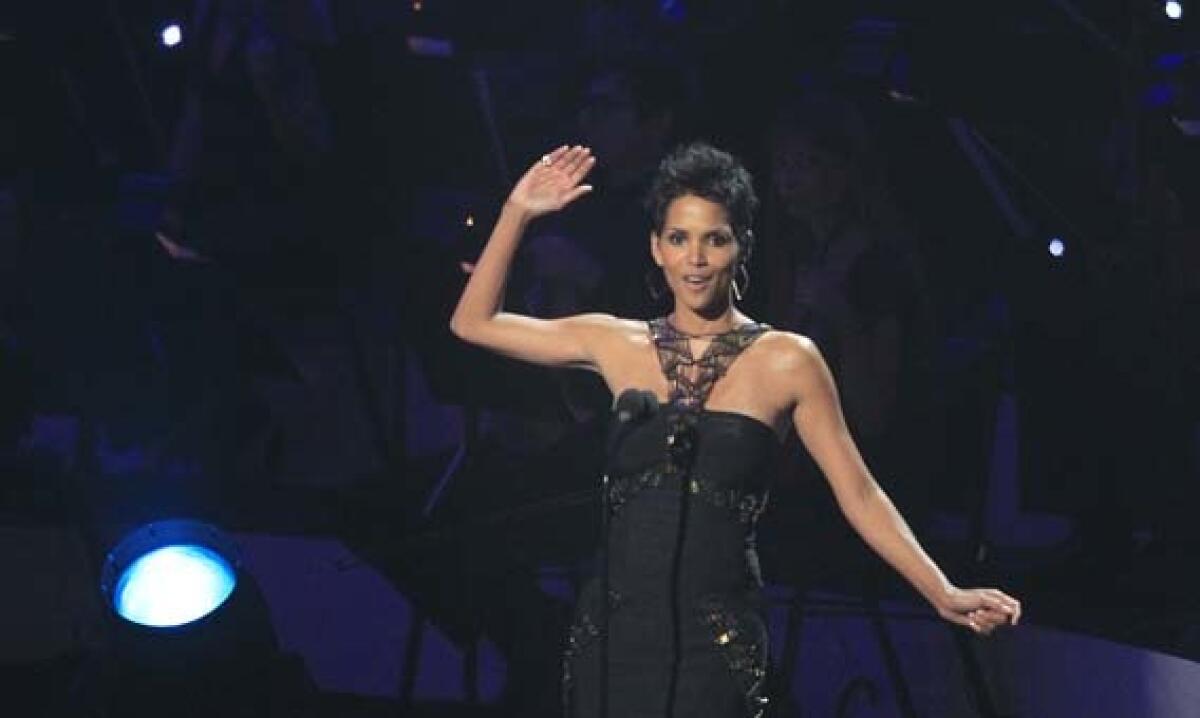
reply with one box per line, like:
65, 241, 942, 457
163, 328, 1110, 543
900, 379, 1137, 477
667, 305, 747, 336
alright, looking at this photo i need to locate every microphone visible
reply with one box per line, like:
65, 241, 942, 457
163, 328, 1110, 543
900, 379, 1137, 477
607, 388, 659, 458
614, 388, 658, 424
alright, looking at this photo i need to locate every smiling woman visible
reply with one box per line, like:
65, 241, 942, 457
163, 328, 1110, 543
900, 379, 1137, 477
448, 141, 1020, 718
645, 144, 757, 316
653, 195, 741, 308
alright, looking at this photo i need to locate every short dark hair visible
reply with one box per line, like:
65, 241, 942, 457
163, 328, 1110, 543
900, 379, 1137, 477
645, 142, 759, 260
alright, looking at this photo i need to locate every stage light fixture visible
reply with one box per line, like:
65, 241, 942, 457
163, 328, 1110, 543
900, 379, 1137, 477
1165, 1, 1183, 20
81, 520, 305, 716
101, 519, 239, 629
1048, 238, 1065, 257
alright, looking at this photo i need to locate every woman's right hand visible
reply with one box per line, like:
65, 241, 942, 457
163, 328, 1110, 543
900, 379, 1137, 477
507, 145, 596, 219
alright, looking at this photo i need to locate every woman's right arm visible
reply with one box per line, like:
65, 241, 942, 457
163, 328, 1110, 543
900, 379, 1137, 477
449, 145, 606, 370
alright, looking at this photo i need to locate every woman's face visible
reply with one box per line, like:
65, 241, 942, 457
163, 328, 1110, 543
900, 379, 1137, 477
650, 194, 740, 315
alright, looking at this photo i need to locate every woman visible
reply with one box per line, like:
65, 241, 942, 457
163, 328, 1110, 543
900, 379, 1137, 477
451, 143, 1020, 718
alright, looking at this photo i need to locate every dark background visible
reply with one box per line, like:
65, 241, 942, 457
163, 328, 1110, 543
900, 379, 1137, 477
2, 1, 1199, 715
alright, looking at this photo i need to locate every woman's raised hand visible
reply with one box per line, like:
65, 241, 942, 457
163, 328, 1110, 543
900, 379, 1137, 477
507, 145, 596, 219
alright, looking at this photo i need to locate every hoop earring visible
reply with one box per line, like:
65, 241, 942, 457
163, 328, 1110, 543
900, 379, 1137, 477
644, 268, 664, 301
731, 263, 750, 302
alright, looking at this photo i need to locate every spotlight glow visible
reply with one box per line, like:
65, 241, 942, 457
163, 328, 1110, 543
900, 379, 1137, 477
113, 544, 236, 627
1048, 238, 1065, 257
161, 23, 182, 48
1165, 1, 1183, 20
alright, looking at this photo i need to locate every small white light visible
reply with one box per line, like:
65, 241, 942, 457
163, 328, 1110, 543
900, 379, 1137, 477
1048, 238, 1065, 257
1165, 1, 1183, 20
161, 23, 183, 48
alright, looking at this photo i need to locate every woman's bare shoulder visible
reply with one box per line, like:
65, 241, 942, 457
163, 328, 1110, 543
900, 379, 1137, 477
754, 329, 824, 372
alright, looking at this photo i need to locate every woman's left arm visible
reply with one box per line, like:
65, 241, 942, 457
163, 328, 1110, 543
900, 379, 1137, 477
786, 335, 1021, 635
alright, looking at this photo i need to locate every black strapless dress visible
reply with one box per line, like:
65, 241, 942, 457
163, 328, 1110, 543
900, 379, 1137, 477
563, 319, 778, 718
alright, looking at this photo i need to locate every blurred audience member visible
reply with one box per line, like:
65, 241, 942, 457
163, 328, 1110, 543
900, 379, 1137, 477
1064, 115, 1198, 560
525, 56, 694, 322
156, 0, 337, 276
763, 93, 935, 535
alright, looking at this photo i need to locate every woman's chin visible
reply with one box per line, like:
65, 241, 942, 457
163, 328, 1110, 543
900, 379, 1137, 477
673, 293, 729, 316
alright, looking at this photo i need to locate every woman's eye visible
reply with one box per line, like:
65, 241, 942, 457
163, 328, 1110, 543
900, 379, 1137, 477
668, 233, 687, 245
707, 233, 733, 246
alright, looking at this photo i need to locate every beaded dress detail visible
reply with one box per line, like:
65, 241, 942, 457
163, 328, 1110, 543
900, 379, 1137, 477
564, 317, 777, 718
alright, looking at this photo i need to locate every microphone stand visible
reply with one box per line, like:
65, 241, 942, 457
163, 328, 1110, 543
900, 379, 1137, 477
597, 396, 626, 718
595, 389, 655, 718
598, 469, 610, 718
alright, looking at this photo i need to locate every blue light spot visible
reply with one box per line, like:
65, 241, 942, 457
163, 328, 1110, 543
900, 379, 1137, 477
659, 0, 686, 23
1048, 238, 1065, 257
114, 545, 236, 627
1144, 81, 1176, 108
1165, 1, 1183, 20
1155, 53, 1187, 71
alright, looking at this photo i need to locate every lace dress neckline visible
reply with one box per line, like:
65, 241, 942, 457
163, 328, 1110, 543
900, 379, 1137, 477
648, 316, 769, 412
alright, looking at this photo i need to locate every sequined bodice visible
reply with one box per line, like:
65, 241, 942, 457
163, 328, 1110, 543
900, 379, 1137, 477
605, 317, 776, 539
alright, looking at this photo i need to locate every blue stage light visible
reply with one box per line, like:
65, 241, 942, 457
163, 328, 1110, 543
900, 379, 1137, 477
113, 545, 236, 627
1048, 238, 1065, 257
101, 519, 240, 629
1165, 1, 1183, 20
